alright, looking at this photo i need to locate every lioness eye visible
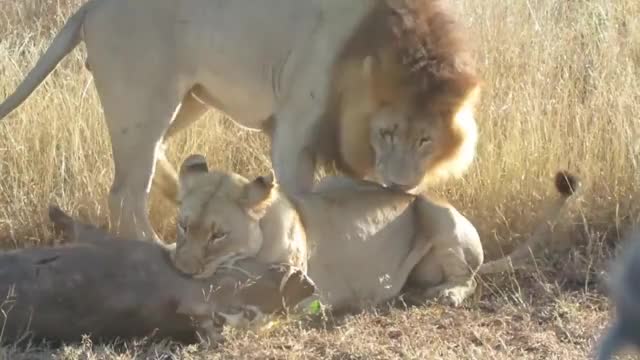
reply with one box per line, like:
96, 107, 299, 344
209, 231, 229, 244
379, 129, 393, 142
419, 137, 432, 147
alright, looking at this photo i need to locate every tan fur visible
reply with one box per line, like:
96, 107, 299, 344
318, 0, 481, 192
173, 154, 578, 311
0, 0, 479, 244
172, 155, 307, 279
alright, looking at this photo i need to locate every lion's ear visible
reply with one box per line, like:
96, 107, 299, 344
240, 172, 277, 220
179, 154, 209, 190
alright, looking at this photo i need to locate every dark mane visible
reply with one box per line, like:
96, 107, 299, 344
314, 0, 481, 178
387, 0, 478, 96
338, 0, 479, 105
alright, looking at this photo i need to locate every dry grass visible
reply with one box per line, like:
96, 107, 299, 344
0, 0, 639, 358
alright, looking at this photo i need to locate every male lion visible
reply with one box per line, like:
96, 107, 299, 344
0, 0, 480, 244
172, 154, 580, 311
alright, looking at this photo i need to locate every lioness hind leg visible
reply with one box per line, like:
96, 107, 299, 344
412, 246, 478, 307
152, 148, 180, 204
407, 198, 483, 307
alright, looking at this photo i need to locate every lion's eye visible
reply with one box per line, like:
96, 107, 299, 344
418, 137, 432, 148
379, 129, 393, 142
209, 231, 229, 244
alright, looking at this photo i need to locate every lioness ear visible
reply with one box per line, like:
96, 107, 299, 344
241, 172, 277, 220
179, 154, 209, 191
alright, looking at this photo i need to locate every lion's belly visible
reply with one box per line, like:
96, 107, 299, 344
194, 76, 275, 129
177, 0, 326, 128
83, 0, 372, 129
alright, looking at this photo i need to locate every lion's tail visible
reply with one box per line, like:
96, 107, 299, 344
476, 171, 581, 276
0, 0, 98, 120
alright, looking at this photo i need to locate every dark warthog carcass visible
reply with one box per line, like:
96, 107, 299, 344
0, 206, 316, 345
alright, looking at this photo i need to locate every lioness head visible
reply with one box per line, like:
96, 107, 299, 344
327, 0, 481, 193
171, 154, 277, 278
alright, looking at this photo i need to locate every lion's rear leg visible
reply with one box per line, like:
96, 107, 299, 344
108, 140, 165, 243
152, 91, 210, 204
96, 84, 185, 244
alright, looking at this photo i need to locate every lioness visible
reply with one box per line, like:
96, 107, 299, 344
172, 154, 580, 311
0, 0, 480, 243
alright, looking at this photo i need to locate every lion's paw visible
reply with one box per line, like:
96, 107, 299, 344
423, 285, 472, 307
437, 289, 465, 307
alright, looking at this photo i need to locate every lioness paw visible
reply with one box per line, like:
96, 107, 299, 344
438, 289, 466, 307
423, 281, 476, 308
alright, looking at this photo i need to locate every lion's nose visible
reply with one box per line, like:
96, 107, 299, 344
173, 255, 199, 275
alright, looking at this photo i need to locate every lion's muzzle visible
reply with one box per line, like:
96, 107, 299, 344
171, 251, 204, 276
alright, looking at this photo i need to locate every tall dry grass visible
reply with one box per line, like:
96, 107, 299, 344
0, 0, 638, 257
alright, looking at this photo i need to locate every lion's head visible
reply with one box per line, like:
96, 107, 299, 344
171, 154, 277, 278
322, 0, 481, 193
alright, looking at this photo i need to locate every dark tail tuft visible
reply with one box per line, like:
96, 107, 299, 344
554, 171, 580, 196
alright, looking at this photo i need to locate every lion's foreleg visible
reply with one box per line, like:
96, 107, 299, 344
423, 276, 477, 307
271, 93, 329, 196
269, 42, 336, 196
272, 136, 316, 195
271, 114, 319, 196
